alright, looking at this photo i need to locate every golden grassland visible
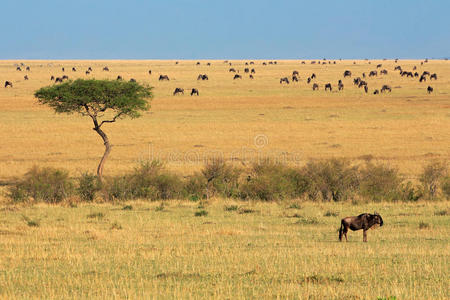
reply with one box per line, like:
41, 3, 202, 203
0, 59, 449, 186
0, 200, 448, 299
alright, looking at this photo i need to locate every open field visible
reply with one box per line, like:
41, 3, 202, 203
0, 59, 449, 187
0, 200, 448, 299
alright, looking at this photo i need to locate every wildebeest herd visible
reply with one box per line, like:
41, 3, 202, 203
2, 60, 440, 98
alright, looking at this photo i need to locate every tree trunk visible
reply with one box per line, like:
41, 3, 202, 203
93, 126, 111, 181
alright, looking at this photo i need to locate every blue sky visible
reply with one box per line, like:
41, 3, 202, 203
1, 0, 449, 59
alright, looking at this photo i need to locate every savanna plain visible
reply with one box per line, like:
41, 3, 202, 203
0, 59, 449, 299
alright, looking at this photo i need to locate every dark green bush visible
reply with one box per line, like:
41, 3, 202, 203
77, 172, 101, 201
359, 162, 401, 201
7, 166, 73, 203
400, 181, 423, 202
201, 159, 241, 198
442, 176, 450, 199
184, 172, 207, 200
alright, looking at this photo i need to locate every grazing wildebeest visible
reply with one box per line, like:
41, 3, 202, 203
339, 212, 384, 242
16, 67, 21, 71
301, 61, 306, 64
229, 68, 236, 72
307, 77, 311, 84
159, 75, 170, 81
353, 77, 361, 86
394, 66, 402, 71
422, 71, 430, 77
251, 68, 255, 74
175, 61, 179, 65
293, 70, 299, 76
244, 68, 249, 73
197, 74, 208, 80
343, 70, 351, 77
380, 69, 388, 75
292, 75, 298, 82
72, 67, 76, 72
262, 62, 267, 65
312, 83, 319, 90
311, 73, 316, 79
250, 61, 254, 65
364, 85, 368, 93
55, 77, 63, 83
413, 66, 417, 70
430, 73, 437, 80
62, 67, 65, 72
233, 74, 242, 80
358, 81, 367, 88
325, 83, 332, 91
406, 72, 414, 78
24, 75, 29, 80
62, 75, 69, 80
173, 88, 184, 95
280, 77, 289, 84
338, 82, 344, 91
148, 70, 152, 75
129, 78, 136, 82
369, 70, 377, 77
427, 86, 433, 94
414, 72, 419, 77
376, 64, 382, 68
117, 75, 123, 81
88, 67, 92, 71
373, 89, 379, 95
249, 74, 254, 79
419, 75, 426, 82
381, 85, 391, 93
85, 71, 90, 75
191, 88, 199, 96
245, 62, 249, 65
207, 62, 211, 66
50, 75, 55, 81
26, 66, 30, 71
196, 62, 200, 65
103, 66, 109, 71
4, 81, 13, 88
362, 72, 366, 78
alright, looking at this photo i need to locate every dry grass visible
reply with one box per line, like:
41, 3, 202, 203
0, 200, 448, 299
0, 59, 449, 188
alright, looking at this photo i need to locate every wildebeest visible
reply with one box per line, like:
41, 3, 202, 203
413, 66, 417, 70
381, 85, 391, 93
376, 64, 382, 68
50, 75, 55, 81
339, 212, 384, 242
293, 70, 299, 76
422, 71, 430, 77
129, 78, 136, 82
292, 75, 298, 82
280, 77, 289, 84
307, 77, 311, 84
311, 73, 316, 79
159, 75, 170, 81
55, 77, 63, 83
427, 86, 433, 94
244, 68, 249, 73
72, 67, 76, 72
196, 62, 200, 65
343, 70, 351, 77
85, 71, 90, 75
419, 75, 426, 82
88, 67, 92, 72
197, 74, 208, 80
262, 62, 267, 65
353, 77, 361, 86
62, 75, 69, 80
369, 70, 377, 77
229, 68, 236, 72
338, 82, 344, 91
26, 66, 30, 71
103, 66, 109, 71
394, 66, 402, 71
24, 75, 29, 80
325, 83, 332, 91
364, 85, 368, 93
362, 72, 366, 78
249, 74, 254, 79
117, 75, 123, 81
414, 72, 419, 77
173, 88, 184, 95
312, 83, 319, 90
373, 89, 379, 95
207, 62, 211, 66
148, 70, 152, 75
4, 81, 13, 88
233, 74, 242, 80
16, 67, 21, 71
251, 68, 255, 74
430, 73, 437, 80
358, 81, 367, 88
191, 88, 199, 96
62, 67, 65, 72
380, 69, 388, 75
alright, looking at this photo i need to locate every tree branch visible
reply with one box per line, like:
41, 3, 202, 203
99, 112, 124, 127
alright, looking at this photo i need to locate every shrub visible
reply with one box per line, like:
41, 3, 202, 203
195, 209, 208, 217
303, 159, 359, 201
400, 181, 423, 202
184, 173, 207, 200
7, 166, 73, 203
420, 161, 448, 199
77, 172, 101, 201
359, 162, 401, 201
201, 159, 241, 198
442, 176, 450, 199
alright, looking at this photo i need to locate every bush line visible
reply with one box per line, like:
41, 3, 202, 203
6, 159, 450, 203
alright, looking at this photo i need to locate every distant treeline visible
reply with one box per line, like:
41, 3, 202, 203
6, 159, 450, 204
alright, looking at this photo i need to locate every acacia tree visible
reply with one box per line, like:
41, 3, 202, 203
34, 79, 152, 181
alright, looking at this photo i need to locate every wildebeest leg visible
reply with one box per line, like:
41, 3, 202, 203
363, 230, 367, 242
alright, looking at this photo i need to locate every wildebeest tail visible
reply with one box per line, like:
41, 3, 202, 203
339, 221, 343, 241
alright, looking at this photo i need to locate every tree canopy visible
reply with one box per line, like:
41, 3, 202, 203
34, 79, 153, 179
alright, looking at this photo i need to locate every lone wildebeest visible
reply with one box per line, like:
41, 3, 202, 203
24, 75, 29, 80
159, 75, 170, 81
280, 77, 289, 84
173, 88, 184, 95
325, 83, 332, 91
233, 74, 242, 80
427, 86, 433, 94
381, 85, 392, 93
191, 88, 199, 96
343, 70, 351, 77
339, 212, 383, 242
312, 83, 319, 91
430, 73, 437, 80
4, 81, 13, 88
